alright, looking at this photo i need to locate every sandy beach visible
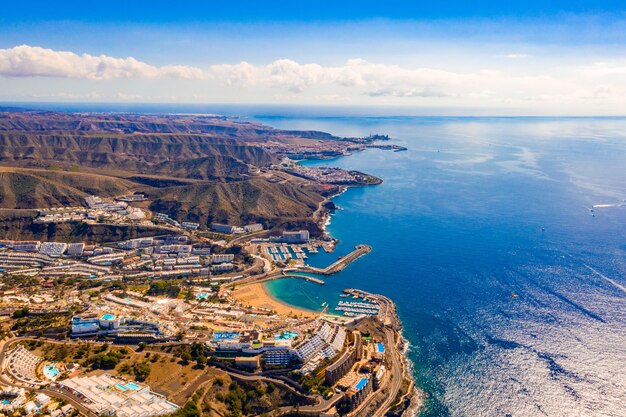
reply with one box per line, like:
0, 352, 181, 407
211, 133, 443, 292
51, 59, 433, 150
231, 281, 318, 318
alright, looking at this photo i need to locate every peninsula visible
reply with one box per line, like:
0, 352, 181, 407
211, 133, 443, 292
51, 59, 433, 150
0, 109, 420, 417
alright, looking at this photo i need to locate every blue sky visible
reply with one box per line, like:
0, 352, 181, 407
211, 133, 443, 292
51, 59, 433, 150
1, 1, 626, 114
2, 1, 624, 22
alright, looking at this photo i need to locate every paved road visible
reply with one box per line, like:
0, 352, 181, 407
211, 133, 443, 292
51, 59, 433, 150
373, 329, 403, 417
274, 392, 345, 416
225, 230, 271, 248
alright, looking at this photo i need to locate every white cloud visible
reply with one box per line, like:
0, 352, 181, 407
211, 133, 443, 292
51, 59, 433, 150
501, 53, 531, 59
208, 58, 465, 95
1, 45, 625, 114
0, 45, 206, 80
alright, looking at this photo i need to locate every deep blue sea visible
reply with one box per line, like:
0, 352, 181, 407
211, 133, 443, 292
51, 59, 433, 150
256, 116, 626, 417
5, 103, 625, 416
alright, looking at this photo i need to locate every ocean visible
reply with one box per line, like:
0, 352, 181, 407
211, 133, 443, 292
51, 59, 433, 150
6, 103, 625, 416
256, 116, 626, 417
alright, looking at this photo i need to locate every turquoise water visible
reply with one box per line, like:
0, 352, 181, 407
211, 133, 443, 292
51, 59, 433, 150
275, 331, 299, 340
115, 383, 129, 391
125, 382, 141, 390
212, 332, 240, 342
101, 313, 116, 320
43, 365, 59, 379
261, 116, 626, 417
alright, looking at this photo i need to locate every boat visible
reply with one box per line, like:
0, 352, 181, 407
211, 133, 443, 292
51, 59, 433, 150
511, 293, 519, 299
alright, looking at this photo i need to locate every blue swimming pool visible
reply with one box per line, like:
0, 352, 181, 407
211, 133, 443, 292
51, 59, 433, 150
355, 378, 368, 391
125, 382, 141, 390
115, 383, 128, 391
2, 399, 11, 405
376, 343, 385, 353
101, 313, 116, 320
274, 331, 299, 340
43, 365, 60, 379
212, 332, 239, 341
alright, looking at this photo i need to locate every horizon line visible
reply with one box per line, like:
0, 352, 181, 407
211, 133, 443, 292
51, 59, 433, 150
1, 101, 626, 119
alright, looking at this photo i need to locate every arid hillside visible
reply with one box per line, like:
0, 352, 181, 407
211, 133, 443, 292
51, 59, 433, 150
0, 110, 342, 239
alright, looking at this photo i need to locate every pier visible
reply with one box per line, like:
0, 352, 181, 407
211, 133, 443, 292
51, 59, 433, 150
301, 244, 371, 275
283, 274, 325, 285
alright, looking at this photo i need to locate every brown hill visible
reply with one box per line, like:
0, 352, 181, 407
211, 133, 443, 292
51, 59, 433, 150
0, 133, 274, 178
0, 111, 340, 141
0, 110, 342, 239
147, 177, 328, 227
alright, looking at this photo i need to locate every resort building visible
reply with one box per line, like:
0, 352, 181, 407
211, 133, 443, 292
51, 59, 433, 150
212, 254, 235, 264
39, 242, 68, 258
5, 345, 45, 386
0, 251, 54, 266
211, 223, 236, 234
243, 223, 264, 233
281, 230, 310, 243
261, 348, 294, 366
153, 213, 180, 227
211, 263, 234, 272
325, 347, 357, 385
88, 253, 126, 265
235, 356, 261, 370
99, 313, 120, 330
66, 242, 85, 257
71, 317, 101, 335
55, 374, 179, 417
344, 377, 373, 411
7, 241, 41, 252
181, 222, 200, 230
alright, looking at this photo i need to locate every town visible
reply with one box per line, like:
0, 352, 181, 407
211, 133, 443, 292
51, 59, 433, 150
0, 199, 414, 417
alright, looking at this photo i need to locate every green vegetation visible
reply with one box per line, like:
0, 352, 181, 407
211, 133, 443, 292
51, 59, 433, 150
206, 379, 312, 417
159, 342, 209, 367
85, 345, 129, 370
147, 281, 181, 298
297, 372, 334, 398
11, 312, 70, 335
12, 306, 29, 318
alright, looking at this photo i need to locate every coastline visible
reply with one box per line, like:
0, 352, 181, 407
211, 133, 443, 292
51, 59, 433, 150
231, 281, 320, 318
296, 150, 424, 416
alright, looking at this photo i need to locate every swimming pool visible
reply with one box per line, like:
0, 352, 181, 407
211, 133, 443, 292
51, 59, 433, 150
115, 383, 128, 391
376, 343, 385, 353
354, 378, 368, 391
274, 331, 299, 340
125, 382, 141, 390
101, 313, 116, 321
2, 399, 11, 405
212, 332, 239, 341
43, 365, 60, 380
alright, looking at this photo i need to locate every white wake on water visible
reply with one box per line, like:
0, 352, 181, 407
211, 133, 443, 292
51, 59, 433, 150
584, 264, 626, 294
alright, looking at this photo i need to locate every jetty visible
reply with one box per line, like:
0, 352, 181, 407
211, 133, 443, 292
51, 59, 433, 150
300, 244, 371, 275
283, 274, 325, 285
